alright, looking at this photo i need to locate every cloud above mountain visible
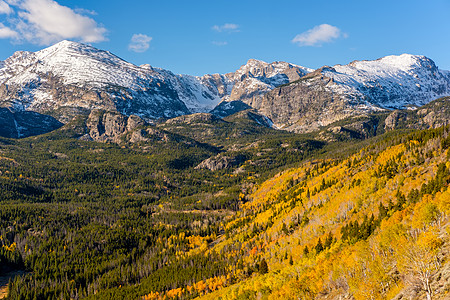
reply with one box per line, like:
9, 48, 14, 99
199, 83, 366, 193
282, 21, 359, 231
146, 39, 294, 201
0, 22, 16, 38
292, 24, 344, 47
0, 0, 107, 45
128, 33, 152, 53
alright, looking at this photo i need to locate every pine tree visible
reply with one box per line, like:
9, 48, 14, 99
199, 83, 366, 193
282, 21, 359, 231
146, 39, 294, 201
324, 233, 333, 249
259, 259, 268, 274
315, 238, 324, 253
303, 246, 309, 256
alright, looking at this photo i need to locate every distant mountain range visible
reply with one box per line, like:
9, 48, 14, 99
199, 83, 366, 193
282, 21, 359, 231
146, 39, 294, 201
0, 40, 449, 138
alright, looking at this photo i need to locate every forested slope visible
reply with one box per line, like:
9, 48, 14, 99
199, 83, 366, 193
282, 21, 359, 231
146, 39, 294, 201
1, 122, 449, 299
143, 126, 450, 300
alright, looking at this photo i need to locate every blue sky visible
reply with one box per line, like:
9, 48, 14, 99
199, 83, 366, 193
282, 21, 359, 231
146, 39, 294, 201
0, 0, 449, 76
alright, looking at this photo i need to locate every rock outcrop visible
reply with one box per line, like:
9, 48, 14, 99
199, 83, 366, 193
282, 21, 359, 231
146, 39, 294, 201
195, 154, 245, 171
164, 113, 224, 126
83, 110, 146, 143
384, 110, 408, 131
254, 74, 353, 132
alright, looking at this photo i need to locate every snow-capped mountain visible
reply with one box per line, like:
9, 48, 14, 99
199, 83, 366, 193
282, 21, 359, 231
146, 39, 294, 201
146, 66, 233, 113
0, 41, 189, 121
324, 54, 450, 109
0, 40, 449, 138
254, 54, 450, 132
0, 41, 309, 126
227, 59, 312, 103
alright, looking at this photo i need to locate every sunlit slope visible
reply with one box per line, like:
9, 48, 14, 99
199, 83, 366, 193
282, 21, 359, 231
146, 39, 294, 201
147, 126, 450, 300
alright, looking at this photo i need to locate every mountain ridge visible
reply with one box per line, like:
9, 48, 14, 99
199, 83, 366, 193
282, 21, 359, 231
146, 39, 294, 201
1, 40, 450, 138
254, 54, 450, 132
0, 40, 311, 121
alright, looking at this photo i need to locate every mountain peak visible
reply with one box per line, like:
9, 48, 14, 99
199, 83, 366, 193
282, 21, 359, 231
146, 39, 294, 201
52, 39, 84, 48
37, 40, 92, 55
344, 53, 436, 73
36, 39, 113, 61
377, 54, 437, 70
245, 58, 268, 66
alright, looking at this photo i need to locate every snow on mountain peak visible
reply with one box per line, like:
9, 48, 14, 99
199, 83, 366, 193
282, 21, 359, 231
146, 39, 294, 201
375, 54, 434, 69
30, 40, 149, 89
343, 54, 436, 75
3, 41, 446, 126
235, 59, 311, 79
318, 54, 450, 109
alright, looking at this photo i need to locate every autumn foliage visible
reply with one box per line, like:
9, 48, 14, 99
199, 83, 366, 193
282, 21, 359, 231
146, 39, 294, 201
144, 126, 450, 300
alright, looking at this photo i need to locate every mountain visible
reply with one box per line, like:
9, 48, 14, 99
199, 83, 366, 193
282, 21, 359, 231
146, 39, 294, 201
1, 41, 449, 138
226, 59, 312, 103
252, 54, 450, 132
0, 41, 310, 133
0, 41, 189, 123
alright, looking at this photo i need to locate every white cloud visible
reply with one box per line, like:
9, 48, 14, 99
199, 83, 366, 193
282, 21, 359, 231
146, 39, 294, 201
0, 23, 17, 38
292, 24, 344, 47
212, 23, 239, 33
0, 0, 107, 45
128, 34, 152, 53
0, 0, 12, 14
73, 8, 97, 16
212, 41, 227, 46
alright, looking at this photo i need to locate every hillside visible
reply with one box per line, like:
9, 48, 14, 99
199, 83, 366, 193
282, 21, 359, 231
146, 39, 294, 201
133, 126, 450, 300
2, 123, 447, 299
194, 127, 450, 300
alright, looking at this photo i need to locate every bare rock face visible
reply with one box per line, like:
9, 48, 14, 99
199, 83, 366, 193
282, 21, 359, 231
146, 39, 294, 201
418, 106, 450, 129
195, 154, 245, 171
128, 127, 172, 144
421, 111, 441, 128
320, 96, 450, 139
254, 73, 356, 132
384, 110, 408, 131
164, 113, 223, 125
85, 110, 146, 143
384, 97, 450, 131
226, 59, 312, 107
82, 110, 190, 145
